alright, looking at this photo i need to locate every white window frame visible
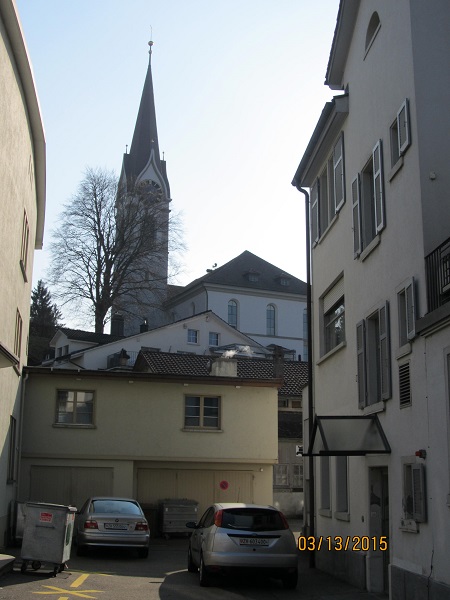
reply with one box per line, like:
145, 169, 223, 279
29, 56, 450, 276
357, 301, 392, 408
187, 329, 198, 344
266, 304, 276, 336
273, 464, 289, 487
403, 461, 426, 523
333, 133, 345, 211
228, 300, 238, 329
209, 332, 219, 347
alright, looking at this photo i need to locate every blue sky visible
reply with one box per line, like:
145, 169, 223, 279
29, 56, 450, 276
17, 0, 339, 327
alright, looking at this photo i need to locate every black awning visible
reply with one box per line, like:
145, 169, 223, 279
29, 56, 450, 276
303, 415, 391, 456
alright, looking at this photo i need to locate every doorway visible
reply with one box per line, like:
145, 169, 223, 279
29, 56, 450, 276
368, 467, 389, 593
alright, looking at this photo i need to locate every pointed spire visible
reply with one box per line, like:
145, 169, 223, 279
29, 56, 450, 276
125, 40, 163, 185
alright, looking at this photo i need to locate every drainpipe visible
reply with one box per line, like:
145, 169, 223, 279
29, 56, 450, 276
294, 184, 315, 568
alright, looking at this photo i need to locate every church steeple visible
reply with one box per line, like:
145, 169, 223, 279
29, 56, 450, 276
121, 41, 170, 198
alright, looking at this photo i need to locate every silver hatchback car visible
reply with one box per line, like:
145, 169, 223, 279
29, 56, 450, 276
186, 503, 298, 588
74, 497, 150, 558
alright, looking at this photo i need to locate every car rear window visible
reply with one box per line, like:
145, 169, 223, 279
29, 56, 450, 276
91, 500, 142, 515
221, 508, 286, 531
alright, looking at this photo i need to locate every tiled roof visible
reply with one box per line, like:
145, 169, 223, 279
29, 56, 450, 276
134, 351, 309, 392
278, 411, 302, 439
166, 251, 307, 302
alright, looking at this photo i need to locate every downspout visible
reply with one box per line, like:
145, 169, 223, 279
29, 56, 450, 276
15, 370, 28, 535
294, 184, 315, 568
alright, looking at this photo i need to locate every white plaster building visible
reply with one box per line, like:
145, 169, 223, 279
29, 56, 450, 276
292, 1, 450, 598
0, 0, 45, 549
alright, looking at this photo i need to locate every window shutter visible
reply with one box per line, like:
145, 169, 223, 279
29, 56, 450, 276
405, 277, 416, 339
411, 463, 426, 522
333, 133, 345, 211
356, 320, 366, 409
373, 140, 385, 233
352, 175, 361, 257
379, 302, 392, 400
398, 98, 411, 154
311, 181, 319, 244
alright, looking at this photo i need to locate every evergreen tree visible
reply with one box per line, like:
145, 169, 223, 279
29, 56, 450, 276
28, 280, 63, 365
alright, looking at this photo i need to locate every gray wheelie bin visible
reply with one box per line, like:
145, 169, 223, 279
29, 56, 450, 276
21, 502, 77, 576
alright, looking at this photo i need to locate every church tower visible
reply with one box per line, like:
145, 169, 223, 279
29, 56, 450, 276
112, 41, 171, 336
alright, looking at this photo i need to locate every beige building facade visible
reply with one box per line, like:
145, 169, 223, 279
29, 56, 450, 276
0, 0, 45, 549
20, 359, 279, 526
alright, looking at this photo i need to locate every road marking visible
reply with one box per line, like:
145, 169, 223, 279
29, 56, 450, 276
33, 582, 104, 599
71, 574, 90, 588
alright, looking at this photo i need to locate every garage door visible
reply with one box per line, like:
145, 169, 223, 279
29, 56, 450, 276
29, 466, 113, 509
137, 468, 253, 516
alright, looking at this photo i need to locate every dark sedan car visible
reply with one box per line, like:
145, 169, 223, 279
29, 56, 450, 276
74, 497, 150, 557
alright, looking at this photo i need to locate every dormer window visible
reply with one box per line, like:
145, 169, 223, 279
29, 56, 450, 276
365, 12, 381, 55
245, 270, 260, 283
277, 275, 290, 286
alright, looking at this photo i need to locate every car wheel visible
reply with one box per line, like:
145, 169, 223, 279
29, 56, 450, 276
199, 554, 212, 587
138, 547, 149, 559
187, 546, 197, 573
282, 569, 298, 590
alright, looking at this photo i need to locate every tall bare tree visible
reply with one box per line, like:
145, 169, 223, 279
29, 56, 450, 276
49, 167, 183, 333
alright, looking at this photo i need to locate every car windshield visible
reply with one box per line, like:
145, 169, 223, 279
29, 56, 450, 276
91, 500, 142, 515
221, 508, 286, 532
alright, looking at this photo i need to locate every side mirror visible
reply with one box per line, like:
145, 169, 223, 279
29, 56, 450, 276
185, 521, 198, 529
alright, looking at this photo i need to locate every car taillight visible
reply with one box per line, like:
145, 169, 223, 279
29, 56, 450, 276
135, 522, 149, 531
84, 520, 98, 530
279, 511, 290, 530
214, 510, 223, 527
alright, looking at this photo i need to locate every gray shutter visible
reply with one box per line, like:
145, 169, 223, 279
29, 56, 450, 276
352, 175, 361, 257
333, 133, 345, 211
323, 278, 344, 313
412, 463, 426, 522
405, 278, 416, 339
379, 302, 392, 400
398, 98, 411, 154
373, 140, 385, 233
311, 181, 319, 244
356, 320, 366, 409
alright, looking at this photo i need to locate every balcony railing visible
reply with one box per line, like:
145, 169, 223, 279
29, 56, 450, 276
107, 350, 139, 369
425, 236, 450, 312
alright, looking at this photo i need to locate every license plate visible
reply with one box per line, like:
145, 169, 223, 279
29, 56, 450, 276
239, 538, 269, 546
104, 523, 128, 530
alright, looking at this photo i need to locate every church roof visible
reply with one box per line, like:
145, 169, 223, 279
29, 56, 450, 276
166, 251, 307, 304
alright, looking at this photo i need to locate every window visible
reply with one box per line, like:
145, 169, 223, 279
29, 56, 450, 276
7, 416, 17, 483
292, 464, 303, 489
279, 276, 290, 286
335, 456, 349, 515
320, 456, 331, 512
403, 462, 426, 522
390, 99, 411, 167
399, 362, 412, 407
246, 271, 260, 283
20, 210, 30, 281
209, 332, 219, 347
311, 134, 345, 244
357, 302, 392, 408
398, 278, 416, 346
322, 277, 345, 354
184, 395, 220, 429
187, 329, 198, 344
55, 390, 94, 425
266, 304, 276, 335
14, 309, 23, 368
365, 11, 381, 53
228, 300, 238, 328
273, 464, 289, 487
352, 140, 385, 256
278, 398, 289, 408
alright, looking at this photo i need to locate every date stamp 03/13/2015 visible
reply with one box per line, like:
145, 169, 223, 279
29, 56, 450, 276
297, 536, 388, 552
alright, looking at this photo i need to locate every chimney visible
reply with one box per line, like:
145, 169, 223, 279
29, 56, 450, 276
273, 345, 284, 379
210, 357, 238, 377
